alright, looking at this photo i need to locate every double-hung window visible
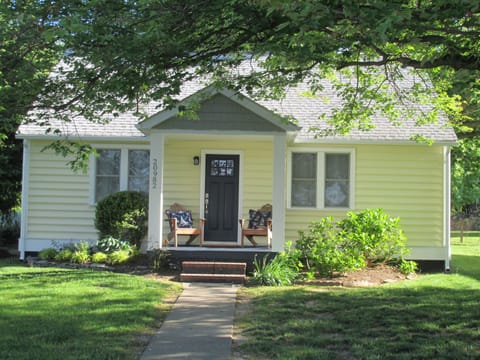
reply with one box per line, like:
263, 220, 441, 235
289, 149, 354, 209
92, 147, 150, 203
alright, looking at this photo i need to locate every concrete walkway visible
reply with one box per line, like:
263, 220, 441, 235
140, 283, 239, 360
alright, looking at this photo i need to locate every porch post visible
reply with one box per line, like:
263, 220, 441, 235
147, 131, 165, 250
272, 133, 286, 252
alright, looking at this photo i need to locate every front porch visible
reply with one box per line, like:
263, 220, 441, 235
166, 246, 276, 273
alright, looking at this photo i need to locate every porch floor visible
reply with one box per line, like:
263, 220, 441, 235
164, 246, 275, 273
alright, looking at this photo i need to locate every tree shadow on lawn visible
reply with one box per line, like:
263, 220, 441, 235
0, 269, 175, 360
240, 284, 480, 359
451, 255, 480, 281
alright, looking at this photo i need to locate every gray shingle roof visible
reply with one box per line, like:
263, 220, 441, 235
17, 66, 457, 143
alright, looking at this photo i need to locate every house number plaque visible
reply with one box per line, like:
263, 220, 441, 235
152, 158, 158, 189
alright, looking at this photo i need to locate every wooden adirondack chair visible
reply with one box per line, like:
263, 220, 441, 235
165, 203, 205, 247
239, 204, 272, 248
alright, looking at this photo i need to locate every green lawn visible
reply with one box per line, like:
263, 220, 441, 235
0, 259, 181, 360
236, 233, 480, 359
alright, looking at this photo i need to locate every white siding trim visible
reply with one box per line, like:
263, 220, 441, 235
409, 246, 450, 261
147, 133, 165, 249
19, 139, 30, 259
272, 134, 287, 252
88, 154, 96, 205
444, 146, 452, 271
119, 148, 129, 191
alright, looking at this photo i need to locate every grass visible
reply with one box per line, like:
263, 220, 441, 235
236, 233, 480, 359
0, 258, 181, 360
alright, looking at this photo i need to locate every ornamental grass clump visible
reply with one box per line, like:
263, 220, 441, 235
70, 242, 91, 264
252, 254, 298, 286
252, 242, 301, 286
91, 252, 108, 264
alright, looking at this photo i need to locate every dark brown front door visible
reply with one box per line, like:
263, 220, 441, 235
204, 154, 239, 242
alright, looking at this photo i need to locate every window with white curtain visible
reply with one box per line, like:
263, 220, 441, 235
289, 149, 354, 209
93, 148, 150, 203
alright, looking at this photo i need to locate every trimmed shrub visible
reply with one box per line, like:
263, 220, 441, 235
0, 210, 20, 246
296, 217, 365, 277
38, 248, 58, 260
295, 209, 411, 277
94, 191, 148, 247
338, 208, 408, 264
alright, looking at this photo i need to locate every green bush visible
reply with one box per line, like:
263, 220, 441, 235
398, 259, 418, 275
0, 210, 20, 246
96, 236, 132, 254
70, 242, 91, 264
94, 191, 148, 247
55, 248, 74, 262
91, 252, 108, 263
295, 209, 411, 277
338, 208, 408, 264
38, 248, 58, 260
296, 217, 365, 277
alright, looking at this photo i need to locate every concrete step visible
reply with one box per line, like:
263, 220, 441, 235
181, 261, 246, 275
180, 261, 247, 284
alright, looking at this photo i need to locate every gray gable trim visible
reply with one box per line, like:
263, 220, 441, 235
136, 86, 299, 133
152, 94, 287, 132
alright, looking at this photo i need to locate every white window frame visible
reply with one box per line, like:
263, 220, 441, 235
89, 144, 150, 205
287, 148, 355, 210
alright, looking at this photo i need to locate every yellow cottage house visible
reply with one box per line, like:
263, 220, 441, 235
17, 74, 457, 269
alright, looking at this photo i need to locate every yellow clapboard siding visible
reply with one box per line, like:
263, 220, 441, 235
162, 138, 273, 239
26, 141, 97, 241
284, 144, 445, 251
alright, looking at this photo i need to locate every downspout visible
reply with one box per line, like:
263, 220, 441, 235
444, 146, 452, 272
19, 139, 30, 260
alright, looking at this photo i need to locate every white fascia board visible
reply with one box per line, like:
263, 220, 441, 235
16, 134, 148, 142
137, 85, 219, 130
294, 138, 458, 146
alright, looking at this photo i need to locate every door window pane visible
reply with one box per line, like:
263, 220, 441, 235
128, 150, 150, 193
95, 149, 120, 202
291, 153, 317, 207
210, 159, 234, 177
325, 154, 350, 207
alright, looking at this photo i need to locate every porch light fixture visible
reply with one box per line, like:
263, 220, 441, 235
193, 156, 200, 166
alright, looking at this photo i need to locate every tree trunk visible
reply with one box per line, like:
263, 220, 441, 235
459, 219, 464, 244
